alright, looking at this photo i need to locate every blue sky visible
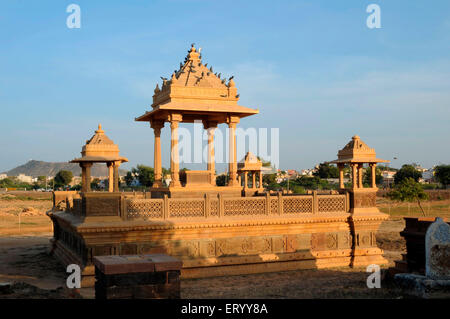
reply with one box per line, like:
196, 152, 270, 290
1, 0, 449, 173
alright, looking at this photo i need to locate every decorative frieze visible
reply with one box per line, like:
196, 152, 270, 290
125, 194, 348, 221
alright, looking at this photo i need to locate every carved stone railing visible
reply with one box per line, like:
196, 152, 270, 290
125, 192, 349, 221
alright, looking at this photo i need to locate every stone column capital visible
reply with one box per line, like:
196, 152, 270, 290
81, 162, 93, 168
203, 120, 218, 130
226, 115, 240, 125
113, 161, 121, 167
169, 113, 183, 123
151, 120, 165, 134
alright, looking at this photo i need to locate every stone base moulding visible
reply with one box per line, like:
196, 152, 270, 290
48, 206, 388, 287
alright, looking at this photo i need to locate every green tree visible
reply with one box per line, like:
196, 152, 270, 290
290, 176, 335, 191
434, 165, 450, 187
394, 164, 422, 184
313, 163, 339, 179
216, 174, 228, 186
387, 177, 429, 216
363, 166, 384, 186
256, 156, 273, 168
90, 178, 101, 190
131, 165, 154, 187
54, 170, 73, 187
262, 173, 280, 190
0, 178, 15, 188
124, 171, 134, 186
291, 185, 306, 194
70, 183, 82, 191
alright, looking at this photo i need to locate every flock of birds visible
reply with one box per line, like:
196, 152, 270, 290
158, 44, 239, 99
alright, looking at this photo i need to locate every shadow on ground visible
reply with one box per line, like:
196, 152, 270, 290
0, 232, 412, 299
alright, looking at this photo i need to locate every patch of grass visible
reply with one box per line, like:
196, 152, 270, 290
379, 202, 450, 218
0, 195, 51, 201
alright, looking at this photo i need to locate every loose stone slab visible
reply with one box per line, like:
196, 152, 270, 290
426, 217, 450, 279
93, 254, 182, 275
93, 254, 182, 299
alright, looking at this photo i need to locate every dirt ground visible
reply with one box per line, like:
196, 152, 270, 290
0, 194, 447, 299
0, 218, 407, 299
0, 193, 53, 236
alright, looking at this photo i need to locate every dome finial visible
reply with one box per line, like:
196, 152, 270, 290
96, 123, 104, 134
187, 43, 201, 61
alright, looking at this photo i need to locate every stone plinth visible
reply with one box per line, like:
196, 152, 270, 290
426, 217, 450, 280
391, 217, 450, 275
93, 254, 182, 299
48, 191, 388, 287
392, 218, 450, 298
185, 170, 214, 186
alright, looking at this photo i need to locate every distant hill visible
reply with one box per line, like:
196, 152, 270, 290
3, 160, 128, 177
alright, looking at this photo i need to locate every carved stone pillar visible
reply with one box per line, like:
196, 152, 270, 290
352, 164, 357, 189
227, 116, 240, 186
81, 164, 87, 192
252, 172, 256, 189
244, 172, 248, 189
151, 121, 164, 188
170, 114, 182, 187
259, 171, 263, 189
107, 162, 114, 192
371, 163, 377, 189
113, 161, 120, 192
81, 162, 93, 192
338, 164, 345, 189
205, 122, 217, 186
358, 164, 364, 188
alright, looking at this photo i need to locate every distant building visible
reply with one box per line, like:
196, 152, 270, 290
70, 176, 82, 187
381, 170, 396, 187
413, 164, 427, 173
286, 169, 299, 179
422, 168, 435, 183
16, 174, 33, 184
0, 174, 7, 180
300, 168, 316, 176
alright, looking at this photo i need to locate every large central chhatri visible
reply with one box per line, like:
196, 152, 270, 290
48, 45, 390, 287
135, 45, 259, 198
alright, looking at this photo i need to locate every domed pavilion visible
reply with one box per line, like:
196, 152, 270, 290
70, 124, 128, 192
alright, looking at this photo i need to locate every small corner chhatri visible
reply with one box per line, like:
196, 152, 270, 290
135, 44, 259, 197
70, 124, 128, 193
238, 152, 264, 196
330, 135, 389, 215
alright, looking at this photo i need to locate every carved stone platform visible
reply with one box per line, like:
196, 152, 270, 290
48, 191, 388, 287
